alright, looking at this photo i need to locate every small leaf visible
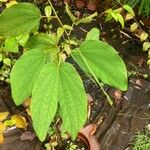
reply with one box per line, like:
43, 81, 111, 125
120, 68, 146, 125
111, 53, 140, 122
65, 3, 76, 22
3, 58, 11, 66
75, 12, 97, 25
105, 9, 118, 21
143, 42, 150, 51
140, 32, 148, 41
31, 63, 59, 141
123, 4, 135, 16
125, 13, 134, 20
86, 28, 100, 41
10, 49, 50, 105
116, 13, 124, 28
0, 112, 9, 121
130, 23, 138, 32
147, 59, 150, 65
16, 34, 29, 47
57, 27, 64, 39
4, 120, 15, 126
4, 37, 18, 52
0, 3, 41, 38
11, 115, 27, 129
44, 6, 52, 17
63, 25, 73, 30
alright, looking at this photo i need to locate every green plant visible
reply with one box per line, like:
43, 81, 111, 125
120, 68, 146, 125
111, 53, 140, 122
132, 129, 150, 150
0, 1, 128, 141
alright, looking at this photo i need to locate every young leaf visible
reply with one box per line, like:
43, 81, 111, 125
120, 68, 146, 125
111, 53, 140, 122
31, 63, 59, 141
123, 4, 135, 16
130, 22, 138, 32
16, 34, 29, 47
86, 28, 100, 41
72, 40, 127, 91
65, 3, 76, 22
4, 37, 18, 52
44, 6, 52, 17
75, 12, 97, 25
59, 63, 87, 139
57, 27, 64, 39
116, 13, 124, 28
3, 58, 11, 66
10, 49, 51, 105
0, 3, 41, 38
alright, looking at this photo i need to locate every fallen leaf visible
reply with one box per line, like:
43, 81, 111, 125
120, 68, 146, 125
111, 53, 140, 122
0, 122, 6, 132
0, 133, 4, 144
11, 115, 27, 129
140, 32, 148, 41
0, 112, 9, 121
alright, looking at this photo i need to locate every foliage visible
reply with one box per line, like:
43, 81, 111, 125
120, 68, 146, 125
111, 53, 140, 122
105, 4, 135, 28
124, 0, 150, 17
0, 2, 128, 141
132, 129, 150, 150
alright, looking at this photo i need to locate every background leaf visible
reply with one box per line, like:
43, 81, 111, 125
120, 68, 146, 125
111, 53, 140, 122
0, 3, 41, 38
31, 63, 59, 141
59, 63, 87, 139
72, 40, 127, 91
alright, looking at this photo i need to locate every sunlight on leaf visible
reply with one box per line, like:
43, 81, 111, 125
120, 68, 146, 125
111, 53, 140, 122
11, 115, 27, 129
0, 112, 9, 121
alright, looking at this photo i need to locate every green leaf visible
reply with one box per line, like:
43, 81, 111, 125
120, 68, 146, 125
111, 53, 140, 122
4, 37, 18, 52
86, 28, 100, 41
26, 33, 58, 50
75, 12, 97, 25
116, 13, 124, 28
16, 34, 29, 47
31, 63, 59, 141
123, 4, 135, 16
63, 25, 73, 30
10, 49, 51, 105
44, 5, 52, 17
65, 3, 76, 22
3, 58, 11, 66
57, 27, 64, 39
0, 3, 41, 38
105, 9, 118, 21
26, 33, 59, 62
72, 40, 127, 91
59, 63, 87, 139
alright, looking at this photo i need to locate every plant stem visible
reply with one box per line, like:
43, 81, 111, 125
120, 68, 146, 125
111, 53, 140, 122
47, 0, 69, 35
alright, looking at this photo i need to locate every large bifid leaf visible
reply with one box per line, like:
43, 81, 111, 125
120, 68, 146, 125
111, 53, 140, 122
10, 49, 50, 105
59, 63, 87, 139
31, 63, 59, 141
0, 3, 41, 38
72, 40, 127, 91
